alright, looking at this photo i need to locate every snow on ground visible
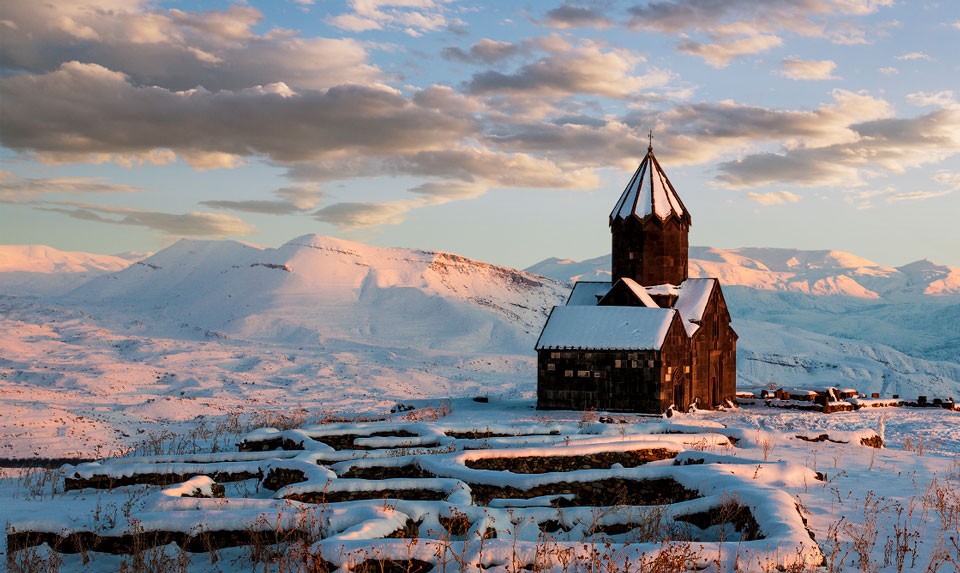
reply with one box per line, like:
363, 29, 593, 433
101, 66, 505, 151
2, 236, 959, 570
2, 400, 958, 572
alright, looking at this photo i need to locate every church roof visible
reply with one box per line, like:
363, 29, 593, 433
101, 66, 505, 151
598, 277, 660, 308
672, 278, 716, 336
563, 278, 718, 337
535, 306, 678, 351
610, 145, 688, 223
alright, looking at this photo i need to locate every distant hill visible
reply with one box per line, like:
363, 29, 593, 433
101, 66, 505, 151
0, 244, 133, 296
527, 247, 960, 299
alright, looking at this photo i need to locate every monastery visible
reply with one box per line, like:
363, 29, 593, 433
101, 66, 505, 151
535, 140, 737, 414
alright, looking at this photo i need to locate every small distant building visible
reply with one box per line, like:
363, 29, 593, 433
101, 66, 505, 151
535, 141, 738, 414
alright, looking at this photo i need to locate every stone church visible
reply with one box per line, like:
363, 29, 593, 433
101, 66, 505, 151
535, 142, 737, 414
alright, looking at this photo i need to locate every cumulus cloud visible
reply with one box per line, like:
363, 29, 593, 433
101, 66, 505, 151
201, 186, 324, 215
779, 58, 839, 80
327, 0, 459, 36
745, 191, 802, 205
442, 39, 521, 64
0, 63, 474, 164
627, 0, 893, 65
906, 91, 956, 107
465, 40, 671, 99
0, 1, 380, 91
37, 201, 256, 237
542, 4, 613, 28
678, 33, 783, 68
716, 107, 960, 188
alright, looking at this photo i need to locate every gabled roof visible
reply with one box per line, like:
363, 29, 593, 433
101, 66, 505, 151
535, 306, 678, 351
672, 278, 716, 336
610, 145, 689, 223
565, 281, 611, 306
598, 277, 660, 308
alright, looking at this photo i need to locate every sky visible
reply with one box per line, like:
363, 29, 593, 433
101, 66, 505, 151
1, 0, 959, 270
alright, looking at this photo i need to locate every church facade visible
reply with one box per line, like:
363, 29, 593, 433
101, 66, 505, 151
535, 143, 737, 414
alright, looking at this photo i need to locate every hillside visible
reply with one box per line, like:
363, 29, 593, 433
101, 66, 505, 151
0, 244, 134, 296
1, 237, 958, 459
65, 235, 567, 353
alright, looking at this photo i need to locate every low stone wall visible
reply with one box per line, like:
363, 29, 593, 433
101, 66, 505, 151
464, 448, 678, 474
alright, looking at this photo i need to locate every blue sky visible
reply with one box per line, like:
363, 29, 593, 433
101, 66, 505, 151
2, 0, 959, 268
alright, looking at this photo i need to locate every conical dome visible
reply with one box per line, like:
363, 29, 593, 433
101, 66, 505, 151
610, 146, 689, 224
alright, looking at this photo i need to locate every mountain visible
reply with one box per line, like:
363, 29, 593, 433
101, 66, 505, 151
65, 235, 568, 354
1, 237, 959, 458
0, 244, 133, 296
527, 247, 960, 299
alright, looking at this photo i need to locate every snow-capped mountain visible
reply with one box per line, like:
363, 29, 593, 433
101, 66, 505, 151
1, 236, 959, 459
0, 244, 134, 296
527, 247, 960, 299
65, 235, 568, 354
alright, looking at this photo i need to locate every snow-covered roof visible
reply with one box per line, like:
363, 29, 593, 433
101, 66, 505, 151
599, 277, 660, 308
535, 306, 678, 350
565, 281, 611, 306
610, 147, 687, 222
673, 278, 716, 336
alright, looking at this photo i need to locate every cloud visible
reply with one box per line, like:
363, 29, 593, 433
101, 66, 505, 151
879, 66, 899, 75
37, 201, 256, 237
0, 171, 143, 203
849, 186, 954, 208
779, 58, 839, 80
627, 0, 893, 65
932, 171, 960, 189
677, 33, 783, 68
442, 39, 521, 64
716, 107, 960, 188
313, 181, 485, 229
465, 40, 671, 98
327, 0, 459, 36
896, 51, 933, 61
745, 191, 802, 205
0, 2, 380, 92
201, 186, 324, 214
0, 63, 474, 164
906, 91, 956, 107
542, 4, 613, 28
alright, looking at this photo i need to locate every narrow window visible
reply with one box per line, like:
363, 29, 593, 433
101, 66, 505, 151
684, 365, 691, 374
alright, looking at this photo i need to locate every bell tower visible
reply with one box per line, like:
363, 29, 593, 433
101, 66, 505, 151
609, 137, 691, 286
